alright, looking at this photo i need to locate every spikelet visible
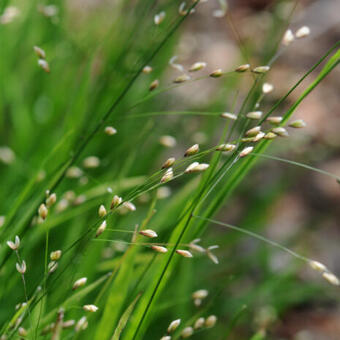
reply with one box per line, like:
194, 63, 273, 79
75, 316, 88, 332
210, 69, 223, 78
189, 239, 205, 253
139, 229, 158, 238
176, 249, 193, 258
161, 168, 174, 183
7, 235, 20, 250
221, 112, 237, 120
192, 289, 208, 299
264, 132, 277, 139
48, 261, 58, 273
282, 29, 294, 46
111, 195, 122, 209
173, 74, 190, 83
184, 144, 199, 157
262, 83, 274, 94
34, 46, 46, 59
160, 135, 176, 148
322, 272, 340, 286
96, 221, 107, 237
245, 126, 261, 136
235, 64, 250, 72
181, 327, 193, 338
123, 201, 136, 211
83, 304, 98, 312
104, 126, 117, 135
272, 127, 289, 137
154, 11, 166, 25
38, 203, 48, 220
38, 59, 50, 73
142, 65, 152, 74
73, 277, 87, 290
289, 119, 306, 128
83, 156, 100, 168
167, 319, 181, 333
151, 245, 168, 253
216, 143, 236, 152
184, 162, 199, 173
16, 261, 26, 274
205, 315, 217, 327
50, 250, 62, 261
253, 131, 265, 142
98, 205, 107, 217
308, 260, 328, 273
162, 157, 175, 169
252, 65, 270, 74
46, 193, 57, 207
239, 146, 254, 158
149, 79, 159, 91
194, 317, 205, 329
246, 111, 262, 120
189, 62, 207, 72
266, 116, 283, 124
66, 166, 83, 178
295, 26, 310, 39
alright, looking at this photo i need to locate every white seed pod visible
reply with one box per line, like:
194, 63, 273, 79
262, 83, 274, 94
62, 320, 75, 328
167, 319, 181, 333
309, 260, 328, 273
160, 135, 176, 148
66, 166, 83, 178
56, 199, 68, 212
253, 131, 265, 142
206, 247, 219, 264
83, 156, 100, 168
139, 229, 158, 238
111, 195, 122, 209
154, 11, 166, 25
282, 29, 294, 46
184, 144, 199, 157
181, 327, 193, 338
162, 157, 175, 169
189, 239, 205, 253
184, 162, 199, 174
0, 145, 15, 164
194, 317, 205, 329
38, 203, 48, 220
264, 132, 277, 139
192, 289, 209, 300
123, 201, 136, 211
272, 127, 289, 137
176, 249, 193, 258
74, 195, 86, 205
189, 62, 207, 72
216, 143, 236, 152
178, 2, 188, 15
33, 46, 46, 59
48, 261, 58, 273
235, 64, 250, 72
161, 168, 174, 183
205, 315, 217, 328
220, 112, 237, 120
210, 69, 223, 78
266, 116, 282, 124
7, 235, 20, 250
98, 205, 107, 217
190, 163, 210, 173
151, 245, 168, 253
289, 119, 306, 128
73, 277, 87, 290
322, 272, 340, 286
157, 186, 171, 199
50, 250, 62, 261
194, 298, 202, 307
246, 111, 262, 120
245, 126, 261, 136
173, 74, 191, 83
96, 220, 107, 237
75, 316, 88, 332
295, 26, 310, 39
38, 59, 50, 73
18, 327, 27, 337
252, 65, 270, 74
46, 193, 57, 207
104, 126, 117, 135
0, 6, 20, 25
16, 261, 27, 274
142, 65, 152, 74
83, 304, 98, 312
149, 79, 159, 91
240, 146, 254, 158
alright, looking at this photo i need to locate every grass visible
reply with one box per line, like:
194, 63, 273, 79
0, 1, 339, 339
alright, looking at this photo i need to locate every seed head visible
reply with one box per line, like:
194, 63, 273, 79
38, 203, 48, 220
38, 59, 50, 73
206, 245, 219, 264
322, 272, 340, 286
151, 245, 168, 253
66, 166, 83, 178
161, 168, 174, 183
75, 316, 88, 332
83, 156, 100, 168
157, 186, 171, 199
264, 132, 277, 139
139, 229, 158, 238
205, 315, 217, 328
162, 157, 175, 169
309, 260, 328, 273
194, 317, 205, 329
189, 62, 207, 72
160, 135, 176, 148
266, 116, 282, 124
240, 146, 254, 158
210, 69, 223, 78
48, 261, 58, 273
98, 204, 107, 217
245, 126, 261, 136
295, 26, 310, 39
235, 64, 250, 72
192, 289, 208, 300
272, 127, 289, 137
46, 193, 57, 207
262, 83, 274, 94
18, 327, 27, 337
73, 277, 87, 290
176, 249, 193, 258
83, 304, 98, 312
104, 126, 117, 135
7, 235, 20, 250
111, 195, 122, 209
63, 320, 75, 328
181, 327, 194, 338
96, 220, 107, 237
289, 119, 306, 128
142, 65, 153, 74
50, 250, 62, 261
221, 112, 237, 120
34, 46, 46, 59
149, 79, 159, 91
252, 65, 270, 74
282, 29, 294, 46
216, 143, 236, 152
173, 74, 190, 83
189, 239, 206, 253
16, 261, 27, 274
184, 144, 199, 157
154, 11, 166, 25
167, 319, 181, 333
253, 131, 265, 142
123, 201, 136, 212
246, 111, 262, 120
